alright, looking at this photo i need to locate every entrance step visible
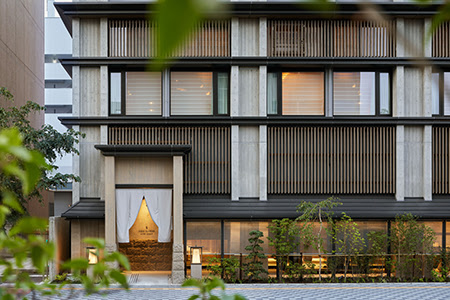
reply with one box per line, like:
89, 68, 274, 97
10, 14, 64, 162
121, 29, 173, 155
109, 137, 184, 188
125, 271, 171, 285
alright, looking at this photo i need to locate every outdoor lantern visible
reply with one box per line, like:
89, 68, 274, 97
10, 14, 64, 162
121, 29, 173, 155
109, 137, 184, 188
191, 246, 203, 265
86, 247, 98, 265
190, 246, 203, 279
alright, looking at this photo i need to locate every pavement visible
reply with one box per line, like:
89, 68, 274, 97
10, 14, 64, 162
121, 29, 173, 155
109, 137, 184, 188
32, 282, 450, 300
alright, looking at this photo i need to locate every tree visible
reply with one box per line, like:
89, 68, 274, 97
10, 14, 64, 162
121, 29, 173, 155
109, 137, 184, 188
267, 218, 299, 282
243, 230, 268, 282
390, 214, 435, 280
0, 128, 129, 299
0, 88, 83, 220
296, 197, 341, 281
332, 213, 365, 280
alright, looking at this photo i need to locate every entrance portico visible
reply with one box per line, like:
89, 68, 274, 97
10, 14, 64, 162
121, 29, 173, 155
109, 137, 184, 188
96, 144, 191, 284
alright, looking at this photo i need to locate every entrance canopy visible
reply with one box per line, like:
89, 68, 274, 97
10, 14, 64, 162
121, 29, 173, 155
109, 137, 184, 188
116, 189, 172, 243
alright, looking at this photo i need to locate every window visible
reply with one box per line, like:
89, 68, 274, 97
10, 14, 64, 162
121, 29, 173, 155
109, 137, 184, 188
432, 72, 450, 115
170, 71, 229, 116
267, 71, 325, 115
109, 71, 162, 116
333, 71, 390, 116
109, 70, 229, 116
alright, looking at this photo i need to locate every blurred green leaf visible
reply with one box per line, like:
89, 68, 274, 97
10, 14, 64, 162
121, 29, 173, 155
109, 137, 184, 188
62, 258, 89, 271
83, 238, 105, 249
9, 217, 47, 236
109, 269, 129, 288
2, 192, 24, 214
106, 252, 130, 270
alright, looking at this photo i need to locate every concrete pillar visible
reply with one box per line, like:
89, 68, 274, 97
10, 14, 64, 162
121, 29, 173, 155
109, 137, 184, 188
259, 66, 267, 117
231, 66, 239, 117
72, 124, 80, 205
105, 156, 117, 252
259, 125, 267, 201
231, 17, 239, 56
423, 125, 432, 201
424, 18, 432, 58
100, 66, 108, 117
172, 156, 185, 284
259, 17, 267, 57
393, 66, 405, 117
100, 18, 108, 57
396, 125, 405, 201
48, 217, 57, 281
396, 18, 404, 58
72, 18, 80, 57
423, 66, 432, 117
231, 125, 240, 201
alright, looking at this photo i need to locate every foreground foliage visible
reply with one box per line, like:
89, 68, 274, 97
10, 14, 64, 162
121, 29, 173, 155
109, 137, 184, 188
0, 128, 129, 299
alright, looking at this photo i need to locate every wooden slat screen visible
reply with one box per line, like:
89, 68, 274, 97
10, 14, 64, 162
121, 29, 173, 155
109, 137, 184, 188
268, 19, 396, 57
268, 126, 396, 194
433, 126, 450, 194
109, 126, 231, 195
108, 19, 230, 57
432, 22, 450, 57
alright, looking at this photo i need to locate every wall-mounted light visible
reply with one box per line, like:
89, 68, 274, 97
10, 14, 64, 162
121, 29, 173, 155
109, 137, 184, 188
86, 247, 98, 265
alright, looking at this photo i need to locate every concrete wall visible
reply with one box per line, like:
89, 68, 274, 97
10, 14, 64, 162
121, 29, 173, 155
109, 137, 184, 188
115, 157, 173, 185
239, 126, 260, 198
79, 126, 103, 199
54, 191, 72, 217
71, 219, 105, 259
404, 126, 424, 198
239, 67, 260, 116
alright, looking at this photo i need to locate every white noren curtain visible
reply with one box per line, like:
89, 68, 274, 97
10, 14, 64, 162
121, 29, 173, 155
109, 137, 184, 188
116, 189, 172, 243
143, 189, 173, 243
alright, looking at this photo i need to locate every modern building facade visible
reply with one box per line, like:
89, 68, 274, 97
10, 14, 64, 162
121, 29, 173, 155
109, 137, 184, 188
55, 1, 450, 283
0, 0, 47, 218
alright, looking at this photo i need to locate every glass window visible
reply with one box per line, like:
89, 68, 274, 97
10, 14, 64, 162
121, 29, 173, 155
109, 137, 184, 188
186, 221, 221, 255
282, 72, 324, 115
171, 72, 213, 115
224, 221, 272, 255
444, 73, 450, 115
379, 72, 390, 115
126, 72, 161, 115
432, 72, 440, 115
421, 221, 442, 251
334, 72, 376, 115
267, 72, 278, 115
110, 72, 122, 115
217, 72, 229, 115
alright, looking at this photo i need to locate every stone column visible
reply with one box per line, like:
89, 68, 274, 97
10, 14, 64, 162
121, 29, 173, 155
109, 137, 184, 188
104, 156, 117, 253
172, 156, 185, 284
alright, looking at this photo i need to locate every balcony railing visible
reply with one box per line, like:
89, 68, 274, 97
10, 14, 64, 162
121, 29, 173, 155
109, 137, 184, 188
268, 126, 396, 194
432, 22, 450, 57
109, 126, 231, 194
108, 19, 231, 58
268, 19, 396, 58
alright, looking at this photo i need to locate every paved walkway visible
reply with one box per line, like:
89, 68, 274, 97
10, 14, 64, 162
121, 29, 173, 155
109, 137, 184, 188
37, 282, 450, 300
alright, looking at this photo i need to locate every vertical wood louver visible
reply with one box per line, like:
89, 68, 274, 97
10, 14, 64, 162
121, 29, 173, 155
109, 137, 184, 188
108, 126, 231, 195
432, 22, 450, 57
268, 19, 396, 57
267, 126, 396, 194
433, 126, 450, 194
108, 20, 230, 57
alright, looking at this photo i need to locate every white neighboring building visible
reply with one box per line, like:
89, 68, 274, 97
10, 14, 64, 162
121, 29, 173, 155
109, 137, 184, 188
45, 0, 73, 216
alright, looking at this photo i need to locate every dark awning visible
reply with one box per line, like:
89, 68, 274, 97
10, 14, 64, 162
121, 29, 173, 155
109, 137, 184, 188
61, 198, 105, 219
94, 144, 191, 156
184, 195, 450, 220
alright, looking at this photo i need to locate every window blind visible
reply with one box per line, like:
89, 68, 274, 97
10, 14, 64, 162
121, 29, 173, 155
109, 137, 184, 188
126, 72, 161, 115
171, 72, 213, 115
282, 72, 324, 115
334, 72, 375, 115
